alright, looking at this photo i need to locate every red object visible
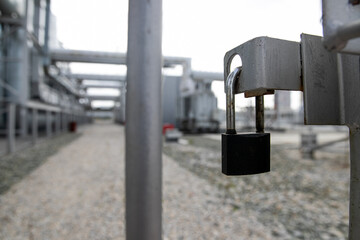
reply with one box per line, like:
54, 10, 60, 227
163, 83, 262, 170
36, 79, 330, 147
69, 121, 77, 132
162, 123, 174, 135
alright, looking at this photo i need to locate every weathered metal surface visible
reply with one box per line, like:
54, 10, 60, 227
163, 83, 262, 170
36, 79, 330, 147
125, 0, 163, 239
301, 34, 343, 125
322, 0, 360, 53
256, 96, 264, 133
340, 54, 360, 126
225, 67, 241, 134
224, 37, 301, 96
349, 128, 360, 240
301, 34, 360, 126
7, 103, 16, 153
32, 108, 38, 144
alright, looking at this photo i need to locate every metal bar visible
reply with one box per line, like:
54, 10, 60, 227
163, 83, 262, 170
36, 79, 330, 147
20, 106, 27, 138
191, 71, 223, 81
46, 110, 52, 137
50, 49, 190, 66
323, 18, 360, 52
225, 67, 241, 134
61, 112, 66, 132
33, 0, 40, 39
32, 108, 38, 144
0, 79, 19, 96
349, 127, 360, 239
125, 0, 163, 238
56, 112, 61, 134
50, 49, 127, 65
85, 95, 120, 101
81, 84, 122, 89
7, 103, 16, 153
68, 74, 126, 81
43, 0, 51, 65
26, 100, 61, 112
256, 96, 264, 133
0, 17, 23, 26
311, 137, 348, 151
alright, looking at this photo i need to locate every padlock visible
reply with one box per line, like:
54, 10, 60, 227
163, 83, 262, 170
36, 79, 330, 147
222, 67, 270, 176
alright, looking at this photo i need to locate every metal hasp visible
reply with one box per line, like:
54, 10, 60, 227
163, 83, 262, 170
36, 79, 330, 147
222, 37, 302, 176
222, 66, 270, 176
322, 0, 360, 53
301, 33, 360, 240
125, 0, 162, 239
224, 37, 302, 97
223, 34, 360, 238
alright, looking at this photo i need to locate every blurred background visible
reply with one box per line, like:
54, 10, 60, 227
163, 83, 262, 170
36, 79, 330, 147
0, 0, 351, 239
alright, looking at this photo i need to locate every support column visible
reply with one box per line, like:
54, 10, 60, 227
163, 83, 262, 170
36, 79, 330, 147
61, 112, 65, 132
349, 127, 360, 239
46, 110, 52, 137
56, 112, 61, 134
32, 108, 38, 144
7, 103, 16, 153
19, 105, 27, 138
126, 0, 163, 239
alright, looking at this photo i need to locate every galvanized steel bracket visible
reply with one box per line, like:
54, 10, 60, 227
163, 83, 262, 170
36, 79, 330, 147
302, 34, 360, 126
224, 34, 360, 127
224, 36, 302, 97
322, 0, 360, 53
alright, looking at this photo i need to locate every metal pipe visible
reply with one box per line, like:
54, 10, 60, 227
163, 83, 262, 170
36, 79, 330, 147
56, 112, 61, 135
256, 96, 264, 133
19, 105, 27, 138
323, 19, 360, 51
32, 108, 38, 144
43, 0, 51, 65
349, 127, 360, 239
7, 103, 16, 153
68, 74, 126, 82
191, 71, 223, 81
46, 110, 52, 137
61, 112, 66, 132
0, 0, 25, 17
125, 0, 162, 238
50, 49, 189, 66
225, 67, 241, 134
33, 0, 40, 39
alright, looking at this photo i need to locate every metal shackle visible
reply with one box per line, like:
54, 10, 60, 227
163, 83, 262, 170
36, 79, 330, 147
225, 67, 242, 134
225, 66, 265, 134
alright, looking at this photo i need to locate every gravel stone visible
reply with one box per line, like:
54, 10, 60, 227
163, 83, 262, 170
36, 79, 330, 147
0, 123, 351, 239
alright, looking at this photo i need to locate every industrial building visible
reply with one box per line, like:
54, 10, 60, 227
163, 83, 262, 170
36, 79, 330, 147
0, 0, 223, 156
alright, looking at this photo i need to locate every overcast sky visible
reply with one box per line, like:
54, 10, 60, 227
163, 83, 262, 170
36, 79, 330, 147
52, 0, 323, 109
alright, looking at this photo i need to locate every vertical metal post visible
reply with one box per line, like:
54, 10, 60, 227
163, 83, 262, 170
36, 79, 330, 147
61, 112, 66, 131
126, 0, 163, 238
19, 106, 27, 138
349, 127, 360, 239
33, 0, 40, 39
120, 86, 126, 123
43, 0, 51, 65
32, 108, 38, 144
7, 103, 16, 153
256, 96, 265, 133
46, 110, 52, 137
56, 112, 61, 134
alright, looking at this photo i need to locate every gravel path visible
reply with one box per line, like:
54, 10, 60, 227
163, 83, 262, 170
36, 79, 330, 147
0, 122, 277, 239
164, 135, 350, 240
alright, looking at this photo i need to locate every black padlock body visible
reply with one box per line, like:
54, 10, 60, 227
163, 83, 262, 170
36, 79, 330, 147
222, 133, 270, 175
